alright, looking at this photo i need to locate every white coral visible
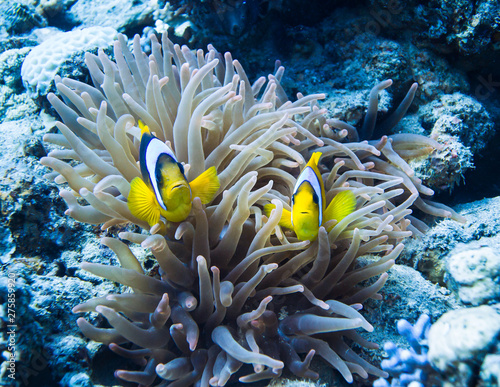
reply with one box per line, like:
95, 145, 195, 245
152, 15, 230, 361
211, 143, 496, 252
21, 26, 118, 96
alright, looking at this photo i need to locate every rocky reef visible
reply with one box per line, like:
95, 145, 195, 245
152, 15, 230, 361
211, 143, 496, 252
0, 1, 499, 387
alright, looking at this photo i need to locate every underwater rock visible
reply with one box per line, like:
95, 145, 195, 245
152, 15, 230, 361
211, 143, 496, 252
67, 0, 156, 34
321, 87, 392, 130
480, 354, 500, 387
0, 36, 38, 55
428, 305, 500, 387
60, 372, 93, 387
401, 196, 500, 284
408, 114, 474, 193
0, 84, 39, 121
0, 48, 39, 120
313, 10, 469, 100
446, 237, 500, 306
47, 335, 93, 385
0, 115, 93, 259
0, 1, 47, 36
368, 0, 500, 57
0, 264, 46, 386
404, 45, 470, 105
363, 264, 459, 353
21, 26, 118, 97
420, 92, 495, 155
30, 0, 76, 23
0, 47, 30, 92
0, 225, 15, 264
0, 233, 122, 386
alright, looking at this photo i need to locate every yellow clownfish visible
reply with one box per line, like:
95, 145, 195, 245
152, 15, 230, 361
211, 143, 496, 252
264, 152, 356, 241
127, 123, 220, 226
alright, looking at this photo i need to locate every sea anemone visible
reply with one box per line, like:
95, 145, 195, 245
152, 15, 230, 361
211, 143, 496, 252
40, 32, 462, 385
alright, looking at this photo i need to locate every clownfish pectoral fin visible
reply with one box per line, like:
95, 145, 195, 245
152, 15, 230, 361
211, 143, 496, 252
263, 204, 293, 230
324, 190, 357, 231
189, 166, 220, 204
127, 177, 161, 226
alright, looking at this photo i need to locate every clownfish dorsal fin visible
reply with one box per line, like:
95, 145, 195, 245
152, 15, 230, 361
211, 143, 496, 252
189, 166, 220, 204
128, 177, 161, 227
264, 203, 293, 230
306, 151, 322, 170
323, 190, 357, 232
138, 120, 151, 135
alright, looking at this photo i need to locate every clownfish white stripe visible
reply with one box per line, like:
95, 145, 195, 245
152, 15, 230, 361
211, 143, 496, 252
292, 166, 323, 226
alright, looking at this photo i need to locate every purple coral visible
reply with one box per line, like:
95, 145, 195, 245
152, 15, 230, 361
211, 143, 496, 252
374, 314, 440, 387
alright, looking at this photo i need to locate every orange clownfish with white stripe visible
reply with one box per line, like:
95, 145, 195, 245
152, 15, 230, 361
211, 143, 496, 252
127, 123, 220, 227
265, 152, 356, 241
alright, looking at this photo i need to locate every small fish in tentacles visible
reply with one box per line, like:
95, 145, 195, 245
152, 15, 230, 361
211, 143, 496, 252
127, 122, 220, 227
265, 152, 356, 241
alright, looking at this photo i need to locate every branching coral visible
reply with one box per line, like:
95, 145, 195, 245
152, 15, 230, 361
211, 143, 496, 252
374, 314, 441, 387
40, 32, 463, 385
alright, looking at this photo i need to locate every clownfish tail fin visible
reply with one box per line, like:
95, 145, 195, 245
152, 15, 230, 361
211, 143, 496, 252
324, 190, 357, 231
264, 203, 293, 230
127, 177, 161, 226
190, 166, 220, 204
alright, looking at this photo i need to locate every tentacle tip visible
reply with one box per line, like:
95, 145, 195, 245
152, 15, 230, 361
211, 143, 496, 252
189, 341, 198, 351
196, 255, 206, 264
115, 369, 131, 381
75, 317, 86, 324
95, 305, 105, 314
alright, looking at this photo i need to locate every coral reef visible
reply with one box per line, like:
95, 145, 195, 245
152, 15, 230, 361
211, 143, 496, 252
369, 0, 500, 58
0, 1, 498, 385
374, 314, 440, 387
37, 29, 465, 386
400, 196, 500, 284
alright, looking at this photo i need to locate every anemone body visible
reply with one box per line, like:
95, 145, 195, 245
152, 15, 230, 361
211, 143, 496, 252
42, 32, 462, 386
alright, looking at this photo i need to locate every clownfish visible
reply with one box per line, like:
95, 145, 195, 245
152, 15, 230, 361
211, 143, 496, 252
127, 123, 220, 226
264, 152, 356, 241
